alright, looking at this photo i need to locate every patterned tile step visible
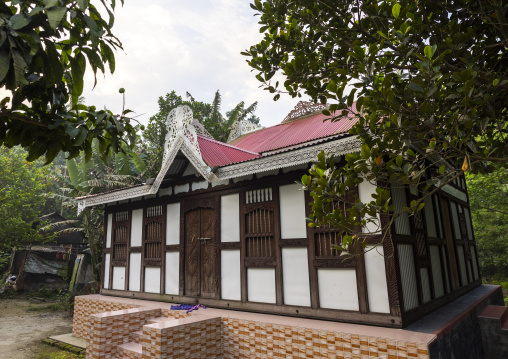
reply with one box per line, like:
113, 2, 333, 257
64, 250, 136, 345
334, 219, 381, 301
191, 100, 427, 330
147, 317, 172, 324
117, 342, 141, 359
130, 330, 143, 344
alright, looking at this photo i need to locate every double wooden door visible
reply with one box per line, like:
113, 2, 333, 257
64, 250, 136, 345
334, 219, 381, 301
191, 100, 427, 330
184, 208, 217, 298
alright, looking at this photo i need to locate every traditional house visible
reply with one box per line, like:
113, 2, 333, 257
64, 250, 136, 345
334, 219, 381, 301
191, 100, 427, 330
72, 102, 502, 359
76, 101, 482, 326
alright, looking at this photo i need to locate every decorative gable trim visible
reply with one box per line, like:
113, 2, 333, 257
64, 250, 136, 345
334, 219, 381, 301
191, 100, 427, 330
215, 136, 361, 180
282, 101, 328, 123
227, 118, 265, 142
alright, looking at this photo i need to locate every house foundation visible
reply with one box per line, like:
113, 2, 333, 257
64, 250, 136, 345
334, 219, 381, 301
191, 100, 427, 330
72, 284, 502, 359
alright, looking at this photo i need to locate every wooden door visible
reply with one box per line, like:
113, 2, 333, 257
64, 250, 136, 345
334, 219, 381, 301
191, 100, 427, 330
184, 208, 217, 298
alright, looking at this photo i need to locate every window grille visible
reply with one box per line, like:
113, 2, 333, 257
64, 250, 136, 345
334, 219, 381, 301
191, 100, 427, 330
245, 208, 274, 258
144, 206, 164, 260
314, 200, 345, 257
113, 212, 129, 261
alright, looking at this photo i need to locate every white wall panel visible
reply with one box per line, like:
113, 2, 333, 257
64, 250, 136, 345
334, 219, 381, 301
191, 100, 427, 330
429, 245, 444, 298
247, 268, 276, 303
166, 203, 180, 245
358, 181, 381, 234
364, 246, 390, 313
318, 268, 359, 311
221, 194, 240, 242
159, 187, 172, 197
106, 213, 112, 248
398, 244, 419, 311
441, 246, 450, 293
192, 181, 208, 191
392, 183, 411, 235
420, 268, 431, 304
174, 183, 189, 194
131, 209, 143, 247
112, 266, 125, 291
279, 183, 307, 239
282, 248, 311, 306
423, 197, 437, 238
457, 245, 468, 286
129, 253, 141, 292
103, 253, 110, 289
144, 267, 161, 293
221, 250, 241, 300
165, 252, 179, 295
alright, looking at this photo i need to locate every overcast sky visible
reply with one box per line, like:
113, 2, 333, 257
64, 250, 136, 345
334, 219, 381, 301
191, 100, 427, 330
82, 0, 305, 129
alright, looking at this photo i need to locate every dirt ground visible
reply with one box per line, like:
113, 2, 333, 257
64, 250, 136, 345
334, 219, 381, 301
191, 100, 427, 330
0, 297, 80, 359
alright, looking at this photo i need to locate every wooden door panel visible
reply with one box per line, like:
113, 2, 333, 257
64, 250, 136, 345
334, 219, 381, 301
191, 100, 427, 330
185, 210, 201, 296
200, 208, 216, 298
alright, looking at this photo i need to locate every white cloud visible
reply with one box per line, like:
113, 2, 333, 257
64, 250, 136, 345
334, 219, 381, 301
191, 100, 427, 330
82, 0, 302, 129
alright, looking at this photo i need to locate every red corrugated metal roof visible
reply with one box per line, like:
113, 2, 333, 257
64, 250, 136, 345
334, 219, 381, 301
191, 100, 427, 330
229, 106, 358, 154
197, 135, 260, 167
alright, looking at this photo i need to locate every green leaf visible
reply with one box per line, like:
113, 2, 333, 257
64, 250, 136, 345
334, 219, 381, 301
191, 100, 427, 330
43, 0, 59, 8
10, 50, 28, 87
129, 151, 147, 173
424, 45, 436, 60
100, 42, 115, 73
361, 144, 370, 158
392, 3, 401, 19
408, 82, 424, 92
77, 0, 88, 11
396, 156, 403, 167
46, 6, 67, 30
66, 158, 79, 189
70, 53, 86, 105
0, 49, 10, 82
439, 165, 445, 174
9, 14, 31, 30
493, 79, 499, 86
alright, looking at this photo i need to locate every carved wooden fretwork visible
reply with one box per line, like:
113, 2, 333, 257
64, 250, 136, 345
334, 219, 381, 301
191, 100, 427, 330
282, 101, 328, 123
215, 136, 361, 180
192, 119, 212, 138
150, 106, 218, 194
77, 132, 361, 212
227, 118, 265, 142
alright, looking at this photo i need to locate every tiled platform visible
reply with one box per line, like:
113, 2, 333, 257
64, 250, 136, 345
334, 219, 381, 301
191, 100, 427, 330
72, 285, 502, 358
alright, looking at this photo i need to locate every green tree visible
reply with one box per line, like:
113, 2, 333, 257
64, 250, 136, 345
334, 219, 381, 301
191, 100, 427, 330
51, 139, 146, 280
466, 168, 508, 278
0, 146, 52, 263
245, 0, 508, 249
0, 0, 137, 163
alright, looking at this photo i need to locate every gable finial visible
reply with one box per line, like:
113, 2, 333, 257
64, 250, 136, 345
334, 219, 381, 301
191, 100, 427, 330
282, 101, 329, 123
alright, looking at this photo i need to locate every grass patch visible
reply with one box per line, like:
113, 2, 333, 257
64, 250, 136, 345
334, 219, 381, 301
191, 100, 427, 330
28, 301, 70, 312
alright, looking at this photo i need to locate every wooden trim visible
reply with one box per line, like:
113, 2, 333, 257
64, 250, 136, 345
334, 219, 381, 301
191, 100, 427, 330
244, 258, 277, 267
272, 185, 283, 305
129, 246, 142, 252
240, 189, 247, 302
219, 242, 241, 250
164, 245, 180, 252
305, 190, 319, 310
99, 289, 403, 327
314, 257, 356, 268
279, 238, 308, 247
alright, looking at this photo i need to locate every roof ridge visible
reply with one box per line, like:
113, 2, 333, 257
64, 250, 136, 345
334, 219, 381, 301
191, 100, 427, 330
197, 135, 260, 156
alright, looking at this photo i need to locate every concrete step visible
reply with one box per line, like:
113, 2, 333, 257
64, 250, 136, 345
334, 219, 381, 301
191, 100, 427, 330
130, 330, 143, 344
478, 305, 508, 328
117, 342, 142, 359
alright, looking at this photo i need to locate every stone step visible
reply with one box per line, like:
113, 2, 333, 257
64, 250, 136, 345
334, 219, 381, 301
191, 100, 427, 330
130, 330, 143, 344
117, 342, 142, 359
